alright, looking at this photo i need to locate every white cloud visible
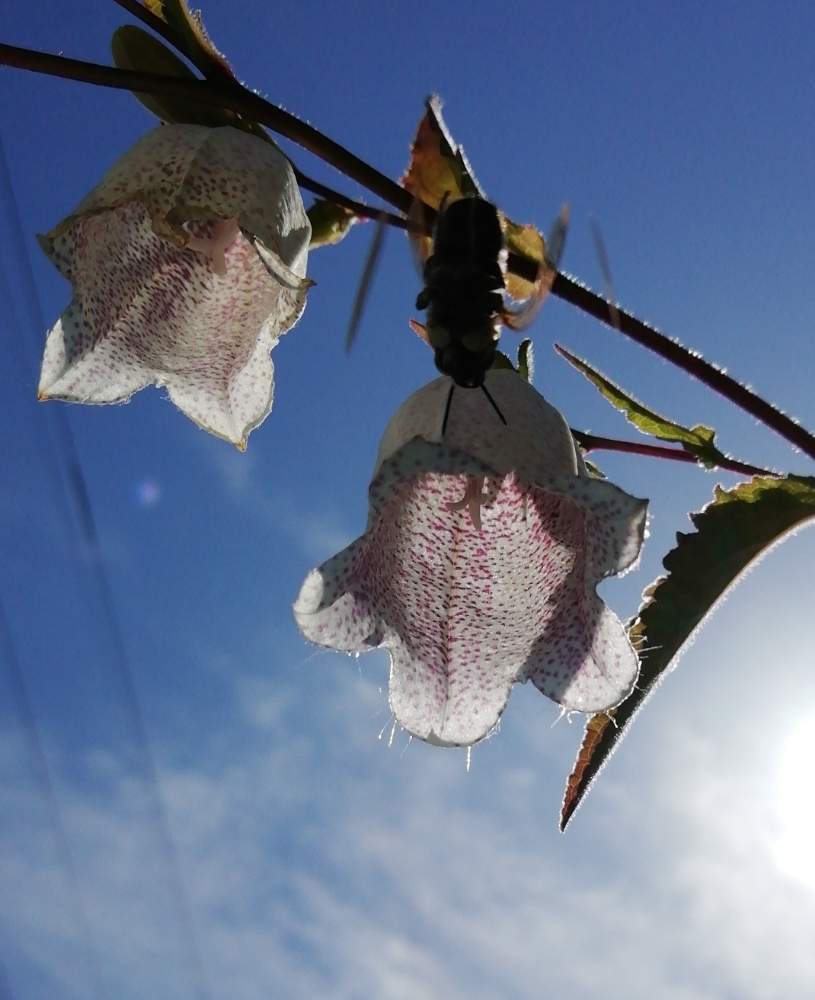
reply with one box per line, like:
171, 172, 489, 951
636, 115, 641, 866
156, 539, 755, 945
199, 437, 355, 563
3, 639, 815, 1000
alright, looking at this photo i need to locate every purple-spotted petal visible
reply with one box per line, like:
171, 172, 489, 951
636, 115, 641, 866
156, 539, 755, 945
38, 125, 310, 448
48, 124, 309, 267
520, 583, 639, 712
294, 371, 648, 746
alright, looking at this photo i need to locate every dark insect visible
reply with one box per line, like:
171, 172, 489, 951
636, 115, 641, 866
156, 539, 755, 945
344, 194, 567, 432
411, 195, 568, 430
415, 197, 506, 389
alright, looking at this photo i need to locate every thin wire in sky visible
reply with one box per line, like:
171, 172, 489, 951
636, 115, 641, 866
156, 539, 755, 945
0, 958, 17, 1000
0, 595, 102, 999
0, 136, 212, 1000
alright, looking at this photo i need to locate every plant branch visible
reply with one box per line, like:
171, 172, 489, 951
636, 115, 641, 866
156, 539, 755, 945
0, 42, 406, 228
293, 169, 406, 228
571, 429, 775, 478
3, 41, 814, 460
555, 271, 815, 461
0, 42, 413, 216
112, 0, 235, 81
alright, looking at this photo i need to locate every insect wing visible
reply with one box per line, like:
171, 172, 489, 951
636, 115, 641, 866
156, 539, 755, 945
545, 202, 570, 273
344, 213, 388, 354
590, 217, 621, 330
503, 202, 569, 331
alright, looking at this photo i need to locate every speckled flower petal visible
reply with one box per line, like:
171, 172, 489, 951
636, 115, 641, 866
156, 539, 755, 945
520, 583, 639, 712
373, 370, 579, 484
38, 125, 310, 448
39, 203, 306, 446
48, 124, 310, 269
295, 371, 648, 747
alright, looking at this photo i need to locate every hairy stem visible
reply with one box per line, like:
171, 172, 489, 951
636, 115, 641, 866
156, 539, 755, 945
0, 42, 412, 215
571, 429, 775, 478
112, 0, 235, 81
556, 273, 815, 460
2, 41, 814, 459
294, 169, 406, 228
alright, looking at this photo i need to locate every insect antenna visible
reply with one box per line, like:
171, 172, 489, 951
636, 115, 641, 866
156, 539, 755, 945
344, 212, 388, 353
441, 382, 455, 436
480, 384, 507, 425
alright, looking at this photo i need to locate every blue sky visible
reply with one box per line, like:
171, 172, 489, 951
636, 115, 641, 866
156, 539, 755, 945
2, 2, 815, 997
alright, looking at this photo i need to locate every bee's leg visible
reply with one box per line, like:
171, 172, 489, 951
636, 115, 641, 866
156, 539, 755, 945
480, 384, 507, 425
441, 382, 455, 436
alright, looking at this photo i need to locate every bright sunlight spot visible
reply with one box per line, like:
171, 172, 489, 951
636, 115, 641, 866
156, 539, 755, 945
774, 714, 815, 889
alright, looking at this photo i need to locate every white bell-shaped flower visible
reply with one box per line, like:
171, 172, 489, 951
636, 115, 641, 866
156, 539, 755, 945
38, 124, 311, 449
294, 370, 648, 747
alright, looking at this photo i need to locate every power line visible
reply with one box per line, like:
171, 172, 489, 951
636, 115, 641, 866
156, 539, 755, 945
0, 956, 17, 999
0, 136, 211, 1000
0, 596, 102, 999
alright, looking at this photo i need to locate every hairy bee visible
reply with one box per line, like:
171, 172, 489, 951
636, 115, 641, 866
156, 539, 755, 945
412, 195, 567, 428
415, 197, 506, 389
344, 193, 566, 428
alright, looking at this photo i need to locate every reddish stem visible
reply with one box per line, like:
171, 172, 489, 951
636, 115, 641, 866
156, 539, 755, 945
571, 429, 775, 478
555, 274, 815, 461
293, 169, 406, 228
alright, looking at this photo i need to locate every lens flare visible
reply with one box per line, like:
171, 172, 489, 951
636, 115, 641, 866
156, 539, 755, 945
135, 479, 161, 508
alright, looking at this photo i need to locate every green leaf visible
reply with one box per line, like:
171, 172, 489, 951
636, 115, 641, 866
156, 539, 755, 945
112, 24, 270, 144
560, 475, 815, 830
556, 344, 730, 468
582, 459, 606, 479
111, 25, 235, 126
307, 200, 358, 248
517, 339, 535, 384
490, 351, 515, 372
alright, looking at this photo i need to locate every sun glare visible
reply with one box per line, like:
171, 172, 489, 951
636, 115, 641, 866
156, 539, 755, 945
774, 715, 815, 889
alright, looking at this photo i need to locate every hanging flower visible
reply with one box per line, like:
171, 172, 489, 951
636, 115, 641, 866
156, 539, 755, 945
38, 124, 312, 449
294, 370, 648, 747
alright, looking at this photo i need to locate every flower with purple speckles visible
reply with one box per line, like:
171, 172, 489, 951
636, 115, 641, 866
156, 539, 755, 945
294, 370, 648, 747
38, 124, 311, 449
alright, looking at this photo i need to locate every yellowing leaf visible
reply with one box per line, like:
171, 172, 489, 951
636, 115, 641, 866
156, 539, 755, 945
402, 98, 553, 302
401, 95, 483, 211
143, 0, 167, 19
174, 0, 232, 76
503, 218, 545, 301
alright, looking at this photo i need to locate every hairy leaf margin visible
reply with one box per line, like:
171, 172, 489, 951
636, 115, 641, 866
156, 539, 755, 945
560, 475, 815, 830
